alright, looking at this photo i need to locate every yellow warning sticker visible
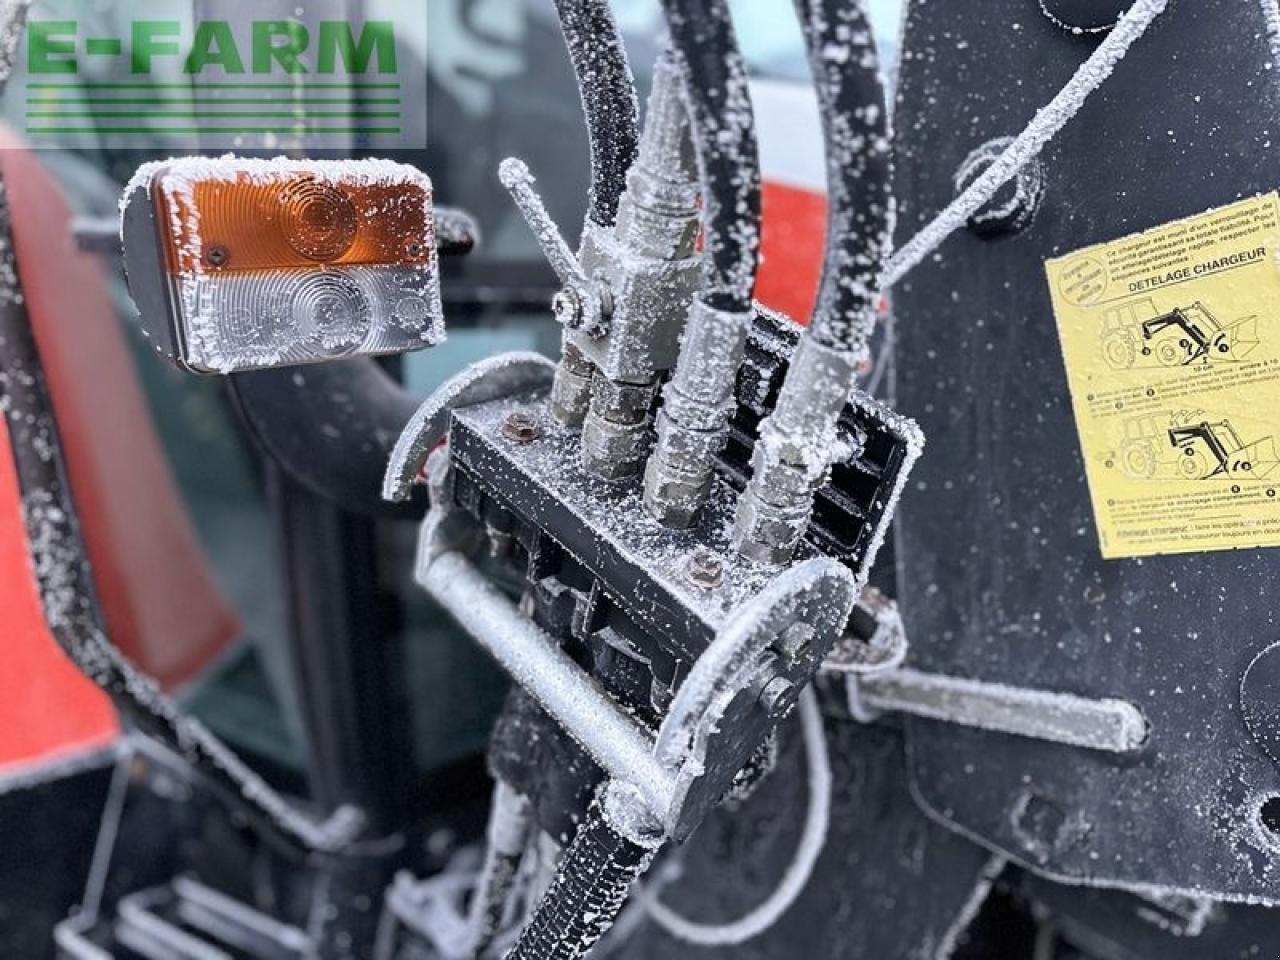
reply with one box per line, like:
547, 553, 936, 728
1046, 194, 1280, 559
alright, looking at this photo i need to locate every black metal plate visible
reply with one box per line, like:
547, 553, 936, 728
893, 0, 1280, 899
1018, 866, 1280, 959
611, 714, 999, 960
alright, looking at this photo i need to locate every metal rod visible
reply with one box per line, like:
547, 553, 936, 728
499, 158, 590, 296
854, 669, 1149, 754
420, 550, 676, 815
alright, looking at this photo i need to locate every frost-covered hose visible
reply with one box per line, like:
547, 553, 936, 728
552, 0, 640, 230
884, 0, 1169, 287
459, 781, 532, 958
506, 783, 663, 960
638, 687, 831, 946
0, 183, 361, 859
660, 0, 762, 314
796, 0, 893, 358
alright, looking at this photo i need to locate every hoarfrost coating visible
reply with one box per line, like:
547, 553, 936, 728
122, 156, 445, 373
798, 0, 895, 360
884, 0, 1170, 288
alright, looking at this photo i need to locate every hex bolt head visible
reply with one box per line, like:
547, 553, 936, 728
552, 288, 584, 329
955, 137, 1045, 238
500, 411, 540, 444
778, 622, 816, 663
758, 676, 798, 719
683, 547, 724, 590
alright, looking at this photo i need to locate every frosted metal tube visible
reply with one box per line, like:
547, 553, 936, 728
459, 781, 533, 957
643, 300, 752, 527
642, 0, 763, 524
421, 550, 676, 817
577, 50, 700, 479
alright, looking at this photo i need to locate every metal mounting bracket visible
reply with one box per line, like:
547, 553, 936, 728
823, 594, 1148, 755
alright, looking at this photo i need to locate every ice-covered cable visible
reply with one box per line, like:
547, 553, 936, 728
552, 0, 640, 230
459, 781, 533, 958
797, 0, 894, 357
638, 687, 831, 946
883, 0, 1169, 288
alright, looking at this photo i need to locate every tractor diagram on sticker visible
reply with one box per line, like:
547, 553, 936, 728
1099, 298, 1259, 369
1110, 410, 1280, 486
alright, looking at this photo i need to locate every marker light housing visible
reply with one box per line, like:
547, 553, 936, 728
122, 156, 445, 374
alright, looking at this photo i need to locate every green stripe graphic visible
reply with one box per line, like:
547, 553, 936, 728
28, 82, 402, 90
28, 126, 403, 135
84, 38, 123, 56
28, 97, 401, 105
28, 112, 400, 119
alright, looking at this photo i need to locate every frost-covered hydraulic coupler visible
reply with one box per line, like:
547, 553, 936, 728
573, 52, 702, 479
734, 338, 862, 565
549, 340, 596, 428
643, 300, 754, 526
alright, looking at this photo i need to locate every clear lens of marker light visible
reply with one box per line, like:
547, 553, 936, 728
121, 156, 445, 374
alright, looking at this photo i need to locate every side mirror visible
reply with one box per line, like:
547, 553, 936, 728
121, 156, 445, 374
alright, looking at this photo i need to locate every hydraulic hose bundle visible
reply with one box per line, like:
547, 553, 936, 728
551, 0, 640, 231
393, 0, 1180, 951
733, 0, 894, 565
458, 2, 893, 957
643, 0, 764, 527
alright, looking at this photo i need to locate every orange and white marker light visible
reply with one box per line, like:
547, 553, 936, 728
122, 156, 445, 374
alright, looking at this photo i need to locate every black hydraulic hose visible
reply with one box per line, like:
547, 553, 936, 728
506, 788, 661, 960
660, 0, 762, 314
0, 180, 360, 861
795, 0, 893, 356
552, 0, 640, 230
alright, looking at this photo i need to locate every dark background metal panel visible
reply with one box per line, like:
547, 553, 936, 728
892, 0, 1280, 899
1016, 866, 1280, 959
611, 714, 997, 960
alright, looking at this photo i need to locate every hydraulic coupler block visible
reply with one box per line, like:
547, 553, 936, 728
573, 51, 702, 478
385, 308, 920, 842
501, 51, 701, 478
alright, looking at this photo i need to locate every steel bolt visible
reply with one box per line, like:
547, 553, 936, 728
956, 137, 1045, 238
206, 245, 230, 267
758, 676, 798, 719
778, 622, 815, 663
552, 288, 584, 329
500, 411, 540, 444
683, 547, 724, 590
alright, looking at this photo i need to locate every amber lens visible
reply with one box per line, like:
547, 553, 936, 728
157, 171, 433, 275
281, 180, 359, 261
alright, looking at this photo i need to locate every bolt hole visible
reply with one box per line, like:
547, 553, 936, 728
1259, 796, 1280, 837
